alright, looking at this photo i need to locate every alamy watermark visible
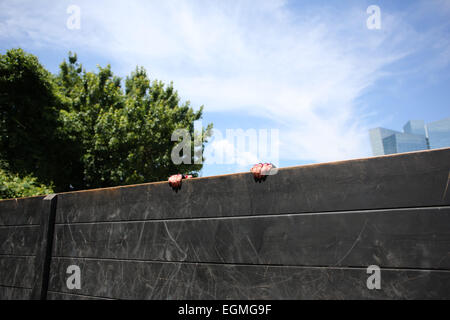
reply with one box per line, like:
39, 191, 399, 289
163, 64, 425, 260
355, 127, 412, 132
366, 265, 381, 290
66, 265, 81, 290
67, 5, 81, 30
171, 121, 279, 173
367, 5, 381, 30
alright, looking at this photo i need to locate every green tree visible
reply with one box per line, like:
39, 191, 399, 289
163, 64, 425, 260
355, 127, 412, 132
0, 49, 212, 197
0, 161, 53, 199
57, 56, 212, 188
0, 48, 73, 191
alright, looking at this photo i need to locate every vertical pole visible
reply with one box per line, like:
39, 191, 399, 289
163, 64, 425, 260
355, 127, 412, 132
31, 194, 57, 300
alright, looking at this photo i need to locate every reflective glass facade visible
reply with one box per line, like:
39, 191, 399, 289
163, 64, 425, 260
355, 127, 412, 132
403, 120, 426, 136
369, 117, 450, 156
427, 117, 450, 149
369, 128, 399, 156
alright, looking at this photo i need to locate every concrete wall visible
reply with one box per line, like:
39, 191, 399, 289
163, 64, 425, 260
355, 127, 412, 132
1, 148, 450, 299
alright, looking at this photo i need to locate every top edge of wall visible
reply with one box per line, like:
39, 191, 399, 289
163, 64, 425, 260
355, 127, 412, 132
1, 147, 449, 202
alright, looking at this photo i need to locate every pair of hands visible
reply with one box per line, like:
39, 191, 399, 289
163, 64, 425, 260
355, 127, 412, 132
168, 163, 275, 190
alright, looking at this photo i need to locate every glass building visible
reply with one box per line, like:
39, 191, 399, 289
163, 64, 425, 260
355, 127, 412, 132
403, 120, 426, 136
369, 128, 399, 156
382, 133, 428, 155
427, 117, 450, 149
369, 117, 450, 156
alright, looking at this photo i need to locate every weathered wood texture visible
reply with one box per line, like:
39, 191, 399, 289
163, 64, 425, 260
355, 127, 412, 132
0, 286, 32, 300
52, 207, 450, 270
1, 148, 450, 299
48, 148, 450, 299
55, 148, 450, 223
0, 197, 44, 299
48, 258, 450, 300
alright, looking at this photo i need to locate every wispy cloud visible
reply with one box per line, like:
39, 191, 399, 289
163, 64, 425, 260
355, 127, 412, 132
1, 0, 449, 165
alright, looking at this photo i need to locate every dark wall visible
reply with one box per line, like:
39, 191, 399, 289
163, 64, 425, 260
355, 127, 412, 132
1, 148, 450, 299
0, 196, 44, 299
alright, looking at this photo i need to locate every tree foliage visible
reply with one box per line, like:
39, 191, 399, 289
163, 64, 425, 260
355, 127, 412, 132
0, 162, 54, 199
0, 49, 212, 198
0, 48, 70, 190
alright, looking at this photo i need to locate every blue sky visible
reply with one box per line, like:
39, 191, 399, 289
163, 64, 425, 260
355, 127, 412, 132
1, 0, 449, 177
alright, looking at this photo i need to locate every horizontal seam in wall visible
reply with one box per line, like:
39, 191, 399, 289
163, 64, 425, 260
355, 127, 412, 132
51, 256, 450, 273
54, 205, 450, 225
0, 254, 36, 258
0, 284, 32, 290
0, 224, 40, 228
47, 290, 115, 300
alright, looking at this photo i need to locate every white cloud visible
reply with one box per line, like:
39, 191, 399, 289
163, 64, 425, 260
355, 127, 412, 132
1, 0, 449, 164
204, 138, 259, 167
